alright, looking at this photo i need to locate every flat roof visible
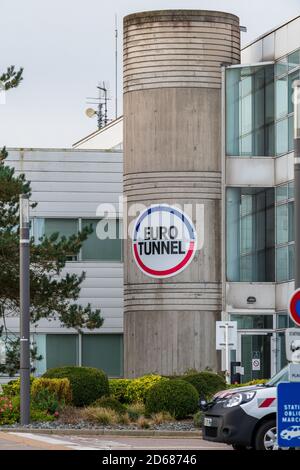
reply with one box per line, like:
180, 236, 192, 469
6, 147, 122, 153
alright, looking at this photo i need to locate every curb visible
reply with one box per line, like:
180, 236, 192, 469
1, 428, 202, 438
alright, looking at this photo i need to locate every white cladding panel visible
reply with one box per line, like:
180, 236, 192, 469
243, 16, 300, 63
226, 283, 275, 310
276, 281, 295, 312
6, 149, 124, 333
226, 157, 275, 186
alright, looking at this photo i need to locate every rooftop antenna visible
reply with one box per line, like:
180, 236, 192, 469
85, 81, 110, 130
115, 14, 118, 120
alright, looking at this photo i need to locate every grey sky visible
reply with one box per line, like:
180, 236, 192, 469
1, 0, 300, 148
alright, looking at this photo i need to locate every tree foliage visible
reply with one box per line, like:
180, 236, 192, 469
0, 66, 23, 90
0, 68, 104, 375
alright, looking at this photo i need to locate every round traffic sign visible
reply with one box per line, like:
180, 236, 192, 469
288, 288, 300, 327
132, 204, 197, 278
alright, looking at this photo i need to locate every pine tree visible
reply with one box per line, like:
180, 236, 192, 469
0, 67, 103, 375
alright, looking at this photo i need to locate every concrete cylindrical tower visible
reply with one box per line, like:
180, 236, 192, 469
123, 10, 240, 377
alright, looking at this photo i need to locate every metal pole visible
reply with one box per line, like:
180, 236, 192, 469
225, 322, 230, 384
19, 194, 30, 425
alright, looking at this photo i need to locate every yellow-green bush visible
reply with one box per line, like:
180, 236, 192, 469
109, 379, 131, 403
2, 376, 35, 397
125, 375, 166, 404
228, 378, 268, 389
31, 378, 72, 404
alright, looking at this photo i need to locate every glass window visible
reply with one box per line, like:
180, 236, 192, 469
276, 118, 288, 155
275, 58, 288, 77
288, 181, 294, 199
81, 219, 122, 261
276, 204, 288, 244
276, 246, 288, 282
288, 115, 294, 152
82, 334, 123, 377
276, 184, 288, 203
226, 64, 275, 157
277, 313, 288, 329
288, 50, 300, 70
46, 334, 78, 369
226, 187, 275, 282
44, 218, 78, 261
288, 70, 299, 114
276, 76, 288, 119
289, 244, 295, 280
230, 314, 273, 329
275, 185, 294, 282
44, 219, 78, 239
288, 201, 294, 242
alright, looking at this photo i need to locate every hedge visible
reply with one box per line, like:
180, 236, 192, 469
109, 379, 131, 403
31, 378, 72, 404
125, 375, 165, 403
43, 367, 109, 407
109, 375, 164, 404
182, 372, 226, 399
91, 396, 126, 414
145, 379, 199, 419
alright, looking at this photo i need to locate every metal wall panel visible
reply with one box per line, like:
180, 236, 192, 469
5, 148, 124, 334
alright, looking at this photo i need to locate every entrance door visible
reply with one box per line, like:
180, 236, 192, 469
237, 332, 272, 383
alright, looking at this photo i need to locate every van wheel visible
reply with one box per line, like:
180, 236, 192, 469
254, 420, 276, 450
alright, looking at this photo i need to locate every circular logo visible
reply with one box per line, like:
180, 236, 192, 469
132, 205, 197, 278
289, 288, 300, 327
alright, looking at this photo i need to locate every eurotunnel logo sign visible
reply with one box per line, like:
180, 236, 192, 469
132, 205, 198, 279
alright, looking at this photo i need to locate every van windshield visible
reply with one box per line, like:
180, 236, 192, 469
266, 366, 289, 386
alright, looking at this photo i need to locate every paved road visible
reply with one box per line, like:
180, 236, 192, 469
0, 432, 230, 450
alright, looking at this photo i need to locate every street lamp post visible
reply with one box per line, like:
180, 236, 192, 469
19, 194, 30, 425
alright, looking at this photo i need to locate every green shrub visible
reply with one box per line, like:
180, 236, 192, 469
145, 379, 199, 419
31, 409, 55, 422
91, 396, 126, 415
193, 411, 204, 428
125, 375, 165, 404
182, 372, 226, 399
228, 378, 268, 389
109, 379, 131, 403
43, 367, 109, 407
31, 389, 60, 415
31, 378, 72, 404
2, 376, 35, 397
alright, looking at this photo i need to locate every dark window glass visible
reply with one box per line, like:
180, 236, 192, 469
231, 314, 273, 329
82, 219, 122, 261
46, 334, 78, 369
82, 334, 123, 377
226, 65, 275, 156
226, 187, 275, 282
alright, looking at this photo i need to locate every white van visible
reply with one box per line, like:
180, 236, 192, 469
201, 366, 289, 450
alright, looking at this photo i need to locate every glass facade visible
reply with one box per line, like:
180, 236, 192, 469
275, 51, 300, 156
226, 187, 275, 281
225, 51, 300, 381
226, 64, 274, 156
275, 182, 294, 281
